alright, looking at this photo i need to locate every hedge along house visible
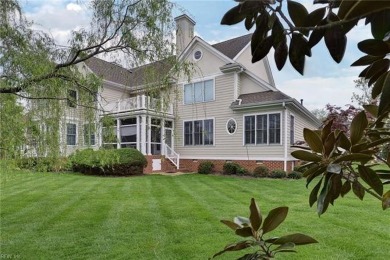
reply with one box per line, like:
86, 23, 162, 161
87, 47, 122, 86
77, 14, 320, 173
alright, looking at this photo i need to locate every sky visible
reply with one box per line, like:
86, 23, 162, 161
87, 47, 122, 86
20, 0, 372, 111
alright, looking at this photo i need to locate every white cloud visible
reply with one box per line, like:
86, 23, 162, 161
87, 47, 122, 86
66, 3, 83, 12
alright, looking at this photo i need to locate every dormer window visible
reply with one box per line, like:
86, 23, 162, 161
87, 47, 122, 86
193, 49, 202, 61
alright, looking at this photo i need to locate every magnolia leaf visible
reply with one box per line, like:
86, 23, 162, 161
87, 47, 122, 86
352, 181, 365, 200
338, 132, 351, 151
273, 233, 318, 245
221, 5, 247, 25
262, 207, 289, 235
252, 36, 274, 63
221, 220, 241, 230
234, 216, 251, 227
324, 22, 347, 63
363, 104, 378, 117
309, 177, 323, 207
235, 226, 253, 237
249, 198, 262, 231
340, 181, 351, 197
366, 137, 390, 149
289, 33, 307, 75
251, 14, 269, 55
303, 128, 323, 153
274, 38, 288, 71
308, 20, 326, 48
288, 0, 309, 34
358, 39, 390, 56
317, 173, 331, 215
358, 165, 383, 196
370, 10, 390, 40
306, 166, 326, 188
382, 191, 390, 210
303, 164, 321, 178
212, 241, 253, 258
323, 133, 336, 157
329, 174, 342, 205
350, 111, 368, 145
378, 72, 390, 116
291, 150, 322, 162
321, 120, 332, 143
351, 55, 386, 66
273, 242, 295, 252
245, 15, 255, 31
306, 7, 326, 27
338, 0, 390, 20
334, 153, 373, 163
327, 164, 341, 174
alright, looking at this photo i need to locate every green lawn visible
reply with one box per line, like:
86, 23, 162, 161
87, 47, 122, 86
1, 170, 388, 259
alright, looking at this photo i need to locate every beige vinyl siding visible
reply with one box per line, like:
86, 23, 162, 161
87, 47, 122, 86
100, 84, 130, 103
240, 73, 269, 94
235, 45, 271, 84
175, 74, 285, 160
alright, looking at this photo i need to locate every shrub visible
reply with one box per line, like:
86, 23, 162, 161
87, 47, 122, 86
253, 165, 269, 178
223, 162, 247, 175
198, 161, 214, 174
293, 165, 306, 173
288, 171, 303, 179
17, 157, 70, 172
269, 169, 287, 179
70, 148, 147, 176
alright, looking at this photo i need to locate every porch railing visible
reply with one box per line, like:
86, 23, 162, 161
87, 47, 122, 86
102, 95, 173, 114
164, 143, 179, 169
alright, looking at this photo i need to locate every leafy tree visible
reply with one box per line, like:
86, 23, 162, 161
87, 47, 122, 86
0, 0, 186, 159
221, 0, 390, 214
351, 78, 377, 106
310, 107, 328, 122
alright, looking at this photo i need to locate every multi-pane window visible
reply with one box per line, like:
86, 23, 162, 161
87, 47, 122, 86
184, 119, 214, 146
290, 115, 295, 145
120, 118, 137, 149
184, 79, 214, 104
67, 90, 77, 108
244, 113, 281, 145
84, 124, 95, 146
66, 123, 77, 145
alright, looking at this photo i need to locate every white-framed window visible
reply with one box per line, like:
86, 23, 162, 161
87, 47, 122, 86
120, 118, 137, 149
66, 123, 77, 146
244, 113, 281, 145
290, 115, 295, 145
83, 124, 96, 146
184, 119, 214, 146
67, 89, 77, 108
193, 49, 203, 61
226, 118, 237, 135
183, 79, 214, 104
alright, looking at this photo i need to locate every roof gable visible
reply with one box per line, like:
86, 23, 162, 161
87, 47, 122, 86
212, 33, 252, 59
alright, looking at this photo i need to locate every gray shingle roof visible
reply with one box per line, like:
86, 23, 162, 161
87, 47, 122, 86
212, 33, 252, 59
232, 91, 292, 106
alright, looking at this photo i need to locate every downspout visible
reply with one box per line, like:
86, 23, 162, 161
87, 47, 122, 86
283, 102, 288, 172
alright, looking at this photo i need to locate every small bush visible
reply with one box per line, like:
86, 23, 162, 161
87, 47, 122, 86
288, 171, 303, 179
70, 148, 147, 176
293, 165, 306, 173
253, 165, 269, 178
269, 169, 287, 179
237, 167, 248, 175
17, 157, 70, 172
223, 162, 247, 175
198, 161, 214, 174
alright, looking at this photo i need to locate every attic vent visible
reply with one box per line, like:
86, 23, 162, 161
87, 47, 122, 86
193, 49, 202, 61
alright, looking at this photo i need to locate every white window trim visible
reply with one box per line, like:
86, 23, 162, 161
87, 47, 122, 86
182, 117, 215, 147
242, 112, 282, 146
66, 122, 78, 146
83, 123, 96, 146
290, 114, 295, 145
226, 118, 237, 135
182, 77, 215, 105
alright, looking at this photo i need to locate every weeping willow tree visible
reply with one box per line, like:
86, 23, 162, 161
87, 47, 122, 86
0, 0, 191, 162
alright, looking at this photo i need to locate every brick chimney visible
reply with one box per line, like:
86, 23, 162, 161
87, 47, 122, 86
174, 14, 196, 55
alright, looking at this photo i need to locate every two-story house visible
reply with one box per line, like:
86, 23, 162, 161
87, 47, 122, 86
66, 14, 320, 173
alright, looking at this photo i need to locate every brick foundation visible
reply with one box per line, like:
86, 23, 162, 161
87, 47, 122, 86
144, 155, 178, 174
179, 159, 297, 173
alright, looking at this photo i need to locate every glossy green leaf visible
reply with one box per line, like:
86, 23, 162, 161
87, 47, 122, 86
302, 164, 321, 178
291, 150, 322, 162
321, 120, 332, 143
351, 55, 386, 66
221, 5, 247, 25
350, 111, 368, 145
303, 128, 323, 153
306, 7, 326, 27
378, 71, 390, 116
235, 226, 253, 237
382, 190, 390, 210
358, 39, 390, 56
338, 0, 390, 20
370, 10, 390, 40
352, 181, 365, 200
366, 137, 390, 149
323, 133, 336, 157
365, 59, 390, 84
288, 0, 309, 28
317, 173, 332, 215
340, 181, 351, 197
221, 220, 241, 230
309, 178, 323, 207
273, 242, 295, 252
334, 153, 373, 163
251, 13, 270, 55
329, 174, 342, 205
252, 36, 273, 63
363, 104, 378, 117
324, 22, 347, 63
289, 33, 307, 75
308, 20, 326, 48
234, 216, 250, 227
212, 241, 253, 258
249, 198, 262, 231
338, 132, 351, 151
274, 233, 318, 245
306, 166, 326, 188
358, 165, 383, 196
262, 207, 288, 235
